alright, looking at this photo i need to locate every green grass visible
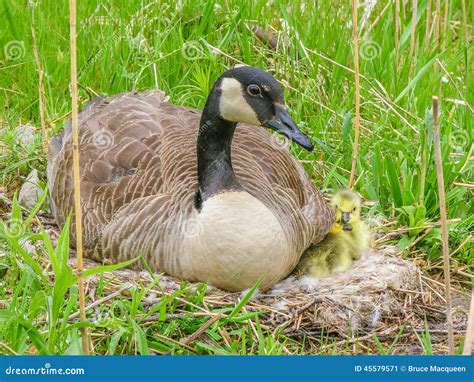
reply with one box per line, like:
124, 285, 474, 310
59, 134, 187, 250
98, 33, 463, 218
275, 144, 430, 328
0, 0, 472, 355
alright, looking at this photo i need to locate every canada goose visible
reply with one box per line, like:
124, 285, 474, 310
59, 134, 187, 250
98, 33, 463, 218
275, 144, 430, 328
297, 190, 370, 278
48, 66, 334, 291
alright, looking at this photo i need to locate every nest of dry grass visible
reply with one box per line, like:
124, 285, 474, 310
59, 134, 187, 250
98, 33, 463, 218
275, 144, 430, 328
66, 241, 469, 353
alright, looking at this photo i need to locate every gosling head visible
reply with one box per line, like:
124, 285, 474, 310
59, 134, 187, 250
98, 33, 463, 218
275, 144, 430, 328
211, 66, 314, 151
331, 190, 362, 232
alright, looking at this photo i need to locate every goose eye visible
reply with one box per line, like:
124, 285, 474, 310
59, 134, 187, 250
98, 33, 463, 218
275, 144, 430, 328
247, 84, 261, 96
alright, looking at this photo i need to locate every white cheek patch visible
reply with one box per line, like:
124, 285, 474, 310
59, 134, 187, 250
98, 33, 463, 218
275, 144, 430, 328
219, 78, 261, 126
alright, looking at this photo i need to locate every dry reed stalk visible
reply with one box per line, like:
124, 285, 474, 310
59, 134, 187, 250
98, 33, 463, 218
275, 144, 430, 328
409, 0, 418, 77
349, 0, 361, 189
435, 0, 441, 45
420, 125, 428, 204
425, 0, 432, 50
461, 0, 468, 42
69, 0, 90, 355
463, 289, 474, 354
436, 58, 474, 114
395, 0, 400, 69
31, 25, 48, 153
180, 313, 224, 346
432, 96, 455, 355
442, 0, 449, 49
0, 342, 19, 355
367, 0, 392, 33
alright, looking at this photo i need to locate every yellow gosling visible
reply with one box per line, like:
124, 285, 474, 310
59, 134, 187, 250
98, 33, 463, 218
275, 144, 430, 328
297, 190, 370, 278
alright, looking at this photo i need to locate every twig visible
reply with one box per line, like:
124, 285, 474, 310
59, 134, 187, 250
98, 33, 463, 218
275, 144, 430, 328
31, 23, 48, 153
452, 182, 474, 189
0, 342, 19, 355
442, 0, 449, 49
449, 235, 472, 259
409, 0, 418, 78
420, 274, 465, 296
455, 270, 474, 279
365, 1, 392, 35
370, 88, 419, 134
436, 59, 474, 114
432, 96, 455, 355
180, 313, 223, 346
420, 123, 428, 204
407, 226, 434, 249
156, 334, 195, 352
139, 312, 218, 323
461, 0, 468, 43
395, 0, 400, 69
435, 0, 441, 45
349, 0, 361, 189
320, 326, 398, 352
463, 289, 474, 355
367, 1, 392, 34
374, 218, 461, 243
425, 0, 432, 50
68, 284, 132, 321
69, 0, 90, 355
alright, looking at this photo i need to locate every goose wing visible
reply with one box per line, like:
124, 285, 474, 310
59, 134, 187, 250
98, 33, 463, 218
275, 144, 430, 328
48, 90, 333, 262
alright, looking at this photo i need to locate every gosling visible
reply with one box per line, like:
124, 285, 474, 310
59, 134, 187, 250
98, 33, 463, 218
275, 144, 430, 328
297, 190, 370, 278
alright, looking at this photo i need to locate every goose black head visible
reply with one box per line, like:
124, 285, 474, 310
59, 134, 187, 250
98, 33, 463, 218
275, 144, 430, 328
214, 66, 314, 151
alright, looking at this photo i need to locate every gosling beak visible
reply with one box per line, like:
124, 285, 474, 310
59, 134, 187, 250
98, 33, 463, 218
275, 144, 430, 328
264, 106, 314, 151
341, 212, 352, 231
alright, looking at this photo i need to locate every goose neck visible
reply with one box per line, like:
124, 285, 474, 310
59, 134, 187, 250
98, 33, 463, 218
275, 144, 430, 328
196, 99, 242, 205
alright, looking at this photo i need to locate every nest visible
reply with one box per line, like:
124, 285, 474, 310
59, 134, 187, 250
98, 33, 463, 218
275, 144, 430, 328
266, 246, 419, 332
71, 245, 465, 341
25, 211, 459, 353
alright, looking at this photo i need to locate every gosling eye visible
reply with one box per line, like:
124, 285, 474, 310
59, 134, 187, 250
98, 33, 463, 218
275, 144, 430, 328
247, 84, 262, 96
353, 207, 356, 212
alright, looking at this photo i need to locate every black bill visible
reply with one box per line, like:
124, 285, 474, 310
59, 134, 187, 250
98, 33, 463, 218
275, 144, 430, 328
341, 212, 352, 231
264, 106, 314, 151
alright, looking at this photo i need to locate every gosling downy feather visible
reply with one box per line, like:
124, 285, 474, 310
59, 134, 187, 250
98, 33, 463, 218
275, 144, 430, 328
297, 190, 370, 278
48, 66, 334, 291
